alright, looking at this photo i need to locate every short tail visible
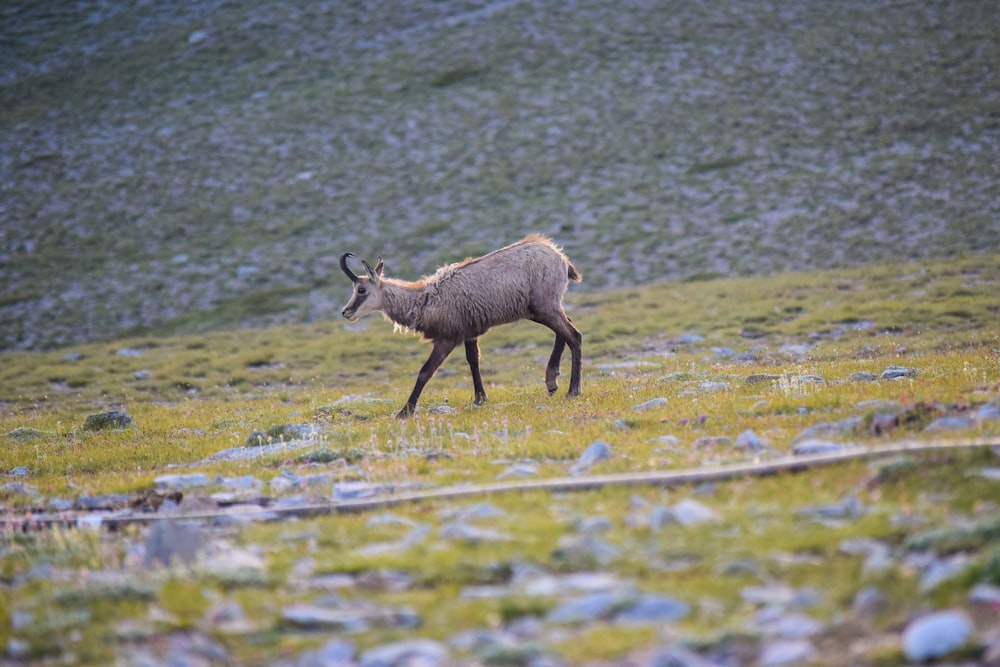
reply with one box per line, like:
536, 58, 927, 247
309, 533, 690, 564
568, 262, 582, 282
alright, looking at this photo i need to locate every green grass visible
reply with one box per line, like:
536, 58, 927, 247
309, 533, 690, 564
1, 256, 1000, 665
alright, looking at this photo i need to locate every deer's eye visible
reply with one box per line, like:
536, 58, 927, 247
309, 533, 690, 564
357, 287, 367, 295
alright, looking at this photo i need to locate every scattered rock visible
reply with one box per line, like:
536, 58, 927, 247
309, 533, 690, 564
633, 397, 669, 411
851, 586, 887, 616
145, 519, 204, 567
645, 645, 723, 667
154, 473, 212, 491
924, 416, 976, 431
0, 481, 38, 497
439, 521, 510, 543
746, 374, 783, 385
497, 462, 539, 479
797, 495, 865, 521
359, 638, 448, 667
734, 430, 766, 451
615, 594, 689, 625
741, 585, 820, 609
881, 366, 916, 380
672, 499, 721, 526
977, 401, 1000, 422
297, 640, 356, 667
792, 439, 854, 456
570, 440, 612, 474
552, 535, 620, 567
282, 603, 374, 632
792, 417, 861, 443
840, 539, 893, 573
334, 482, 388, 501
758, 639, 817, 667
919, 554, 971, 592
848, 371, 878, 382
5, 427, 49, 442
694, 436, 731, 449
547, 592, 618, 623
82, 410, 135, 431
900, 609, 973, 661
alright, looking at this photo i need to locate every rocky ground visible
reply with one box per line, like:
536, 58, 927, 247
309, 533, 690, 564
2, 0, 999, 350
4, 366, 1000, 666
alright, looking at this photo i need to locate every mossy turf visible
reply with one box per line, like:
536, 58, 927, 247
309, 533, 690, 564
1, 256, 999, 665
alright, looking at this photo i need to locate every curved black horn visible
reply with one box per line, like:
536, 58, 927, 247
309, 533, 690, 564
340, 253, 359, 283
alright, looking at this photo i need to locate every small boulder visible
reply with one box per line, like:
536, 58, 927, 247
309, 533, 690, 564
82, 410, 135, 431
901, 609, 973, 661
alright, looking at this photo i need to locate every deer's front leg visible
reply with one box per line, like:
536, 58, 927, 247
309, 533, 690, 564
398, 339, 457, 418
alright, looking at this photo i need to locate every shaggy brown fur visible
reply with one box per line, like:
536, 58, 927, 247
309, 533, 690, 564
341, 235, 583, 418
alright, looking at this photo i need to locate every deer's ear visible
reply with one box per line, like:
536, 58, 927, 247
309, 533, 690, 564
362, 258, 383, 283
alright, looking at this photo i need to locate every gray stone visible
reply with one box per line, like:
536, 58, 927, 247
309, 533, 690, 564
359, 638, 448, 667
0, 481, 38, 496
694, 436, 731, 449
881, 366, 917, 380
649, 505, 679, 530
672, 499, 720, 525
924, 416, 976, 431
741, 585, 821, 608
281, 603, 372, 632
634, 397, 669, 411
334, 482, 386, 501
901, 609, 973, 661
851, 586, 887, 616
977, 402, 1000, 422
75, 493, 130, 509
919, 554, 970, 592
753, 611, 823, 638
791, 439, 852, 456
82, 410, 135, 431
154, 473, 212, 491
969, 583, 1000, 606
47, 497, 74, 512
439, 521, 510, 543
497, 462, 539, 479
6, 428, 49, 442
299, 640, 356, 667
848, 371, 878, 382
797, 495, 865, 520
734, 430, 766, 451
547, 592, 618, 623
220, 475, 262, 491
615, 594, 689, 624
570, 440, 612, 474
552, 535, 620, 566
793, 417, 861, 442
575, 515, 613, 534
145, 519, 204, 567
759, 639, 817, 666
646, 645, 723, 667
840, 538, 893, 573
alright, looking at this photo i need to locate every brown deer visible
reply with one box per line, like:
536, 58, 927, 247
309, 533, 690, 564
340, 234, 582, 418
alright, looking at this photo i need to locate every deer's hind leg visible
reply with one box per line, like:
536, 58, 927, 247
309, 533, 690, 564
538, 313, 582, 397
465, 338, 488, 405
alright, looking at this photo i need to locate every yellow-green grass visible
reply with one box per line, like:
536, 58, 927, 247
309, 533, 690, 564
1, 255, 999, 665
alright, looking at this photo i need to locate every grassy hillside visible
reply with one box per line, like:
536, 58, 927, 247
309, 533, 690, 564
2, 0, 999, 349
1, 256, 999, 665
